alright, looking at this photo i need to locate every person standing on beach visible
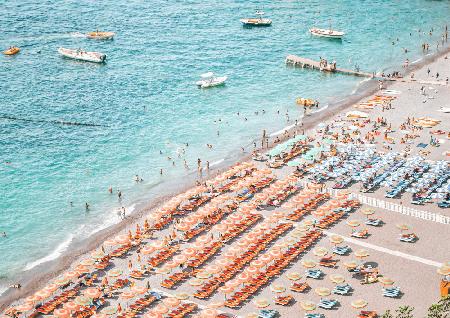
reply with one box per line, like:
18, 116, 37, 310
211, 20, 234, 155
206, 161, 210, 171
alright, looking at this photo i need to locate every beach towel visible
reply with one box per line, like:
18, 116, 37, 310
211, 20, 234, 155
417, 143, 428, 148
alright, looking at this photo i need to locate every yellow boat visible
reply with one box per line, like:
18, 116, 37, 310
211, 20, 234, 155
86, 31, 115, 40
3, 46, 20, 55
296, 97, 317, 107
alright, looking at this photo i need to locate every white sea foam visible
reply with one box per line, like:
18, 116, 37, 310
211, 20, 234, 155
270, 124, 296, 137
311, 104, 329, 114
24, 234, 74, 271
209, 159, 224, 167
89, 203, 137, 236
0, 285, 8, 297
412, 57, 422, 64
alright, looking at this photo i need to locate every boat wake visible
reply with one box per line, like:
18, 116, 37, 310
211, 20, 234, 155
70, 32, 87, 38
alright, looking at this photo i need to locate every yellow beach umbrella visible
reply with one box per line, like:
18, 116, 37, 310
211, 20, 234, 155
107, 269, 123, 277
313, 247, 328, 257
351, 299, 368, 309
343, 260, 359, 269
346, 220, 361, 227
174, 292, 190, 300
329, 274, 345, 284
189, 278, 204, 286
302, 259, 317, 268
378, 276, 394, 286
270, 284, 286, 293
254, 298, 270, 308
300, 300, 316, 311
315, 287, 331, 296
396, 223, 411, 231
354, 249, 370, 258
286, 272, 302, 281
329, 234, 344, 245
437, 265, 450, 276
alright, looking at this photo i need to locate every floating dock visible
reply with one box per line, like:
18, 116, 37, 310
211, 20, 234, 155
285, 54, 373, 78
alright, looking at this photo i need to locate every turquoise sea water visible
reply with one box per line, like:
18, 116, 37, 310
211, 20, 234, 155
0, 0, 449, 292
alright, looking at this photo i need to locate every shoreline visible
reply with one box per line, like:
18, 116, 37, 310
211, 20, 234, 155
1, 44, 449, 311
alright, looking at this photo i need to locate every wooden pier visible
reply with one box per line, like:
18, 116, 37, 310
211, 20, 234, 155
285, 54, 373, 78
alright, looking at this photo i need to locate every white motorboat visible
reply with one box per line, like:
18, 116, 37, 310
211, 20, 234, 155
58, 47, 106, 63
196, 72, 227, 88
309, 27, 345, 39
240, 10, 272, 27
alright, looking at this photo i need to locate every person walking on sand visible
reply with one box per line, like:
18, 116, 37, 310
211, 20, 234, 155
206, 161, 210, 171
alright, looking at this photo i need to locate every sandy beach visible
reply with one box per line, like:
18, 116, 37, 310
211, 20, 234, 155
1, 41, 450, 318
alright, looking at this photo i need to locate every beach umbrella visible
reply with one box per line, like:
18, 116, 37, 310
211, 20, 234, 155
108, 269, 123, 277
91, 314, 107, 318
64, 271, 79, 279
141, 245, 155, 255
396, 224, 411, 231
131, 285, 148, 294
165, 260, 179, 269
43, 283, 59, 293
315, 287, 331, 296
91, 250, 105, 260
205, 264, 221, 274
346, 220, 361, 227
163, 297, 180, 308
437, 265, 450, 276
343, 260, 359, 269
100, 306, 118, 315
313, 247, 328, 257
76, 265, 90, 274
259, 254, 273, 264
378, 277, 394, 286
54, 308, 70, 318
215, 258, 230, 266
24, 294, 41, 304
219, 285, 234, 295
329, 234, 344, 245
270, 284, 286, 293
329, 274, 346, 284
250, 260, 265, 268
302, 219, 315, 226
80, 258, 95, 267
14, 303, 34, 312
269, 249, 282, 258
34, 289, 52, 300
228, 245, 242, 254
74, 296, 91, 306
245, 266, 259, 275
237, 272, 250, 283
64, 301, 79, 312
253, 298, 270, 308
200, 308, 218, 318
286, 272, 302, 281
174, 292, 190, 300
351, 299, 368, 309
84, 287, 102, 299
153, 304, 169, 314
151, 240, 166, 250
175, 223, 190, 231
301, 259, 317, 268
197, 234, 211, 244
196, 271, 212, 279
361, 208, 375, 217
173, 254, 187, 264
354, 249, 370, 259
120, 291, 135, 300
182, 247, 196, 257
115, 234, 130, 245
300, 300, 316, 311
189, 278, 203, 286
225, 279, 241, 288
143, 312, 162, 318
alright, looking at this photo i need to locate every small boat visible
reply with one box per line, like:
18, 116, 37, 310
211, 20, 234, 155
86, 31, 115, 40
3, 46, 20, 55
196, 72, 227, 88
240, 10, 272, 27
309, 28, 345, 39
58, 47, 106, 63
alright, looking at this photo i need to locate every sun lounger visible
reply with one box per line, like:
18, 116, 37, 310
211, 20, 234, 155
365, 218, 382, 226
333, 245, 351, 255
318, 298, 338, 309
305, 314, 325, 318
383, 286, 400, 298
399, 233, 418, 243
333, 283, 352, 295
305, 269, 323, 279
258, 309, 279, 318
290, 282, 310, 293
358, 311, 378, 318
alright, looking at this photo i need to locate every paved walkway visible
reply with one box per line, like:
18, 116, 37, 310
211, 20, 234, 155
323, 230, 443, 268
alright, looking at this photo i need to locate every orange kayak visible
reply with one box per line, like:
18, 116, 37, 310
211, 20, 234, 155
3, 46, 20, 55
